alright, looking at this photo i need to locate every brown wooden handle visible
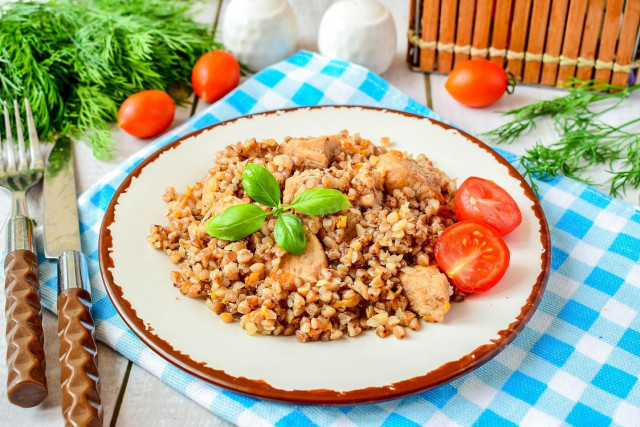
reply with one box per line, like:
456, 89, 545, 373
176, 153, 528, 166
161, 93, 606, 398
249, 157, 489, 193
4, 249, 48, 407
58, 288, 103, 427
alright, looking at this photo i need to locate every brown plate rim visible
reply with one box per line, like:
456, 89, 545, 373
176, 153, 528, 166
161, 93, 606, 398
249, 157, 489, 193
98, 105, 551, 405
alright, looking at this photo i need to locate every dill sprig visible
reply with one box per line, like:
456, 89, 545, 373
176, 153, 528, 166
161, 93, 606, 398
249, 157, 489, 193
482, 79, 640, 200
0, 0, 223, 159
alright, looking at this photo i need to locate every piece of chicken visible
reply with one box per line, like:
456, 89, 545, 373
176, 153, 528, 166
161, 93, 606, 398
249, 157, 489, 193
210, 195, 245, 217
280, 136, 340, 169
355, 188, 383, 209
282, 169, 324, 205
278, 229, 328, 279
400, 265, 450, 322
378, 152, 444, 202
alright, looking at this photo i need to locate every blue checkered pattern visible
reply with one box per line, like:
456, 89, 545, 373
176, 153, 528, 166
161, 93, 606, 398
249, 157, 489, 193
28, 51, 640, 426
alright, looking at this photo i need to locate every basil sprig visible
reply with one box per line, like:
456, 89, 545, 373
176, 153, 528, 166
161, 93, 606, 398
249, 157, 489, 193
205, 163, 350, 254
205, 204, 267, 241
290, 188, 351, 215
241, 163, 280, 207
274, 214, 306, 255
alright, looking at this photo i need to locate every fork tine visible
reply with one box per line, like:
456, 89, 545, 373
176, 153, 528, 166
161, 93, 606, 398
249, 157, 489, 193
24, 99, 43, 169
3, 100, 16, 172
13, 100, 28, 171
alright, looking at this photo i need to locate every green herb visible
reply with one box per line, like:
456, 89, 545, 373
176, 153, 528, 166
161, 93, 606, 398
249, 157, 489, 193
205, 164, 350, 254
274, 214, 306, 255
0, 0, 223, 159
241, 163, 281, 207
290, 188, 352, 215
482, 79, 640, 199
205, 204, 267, 241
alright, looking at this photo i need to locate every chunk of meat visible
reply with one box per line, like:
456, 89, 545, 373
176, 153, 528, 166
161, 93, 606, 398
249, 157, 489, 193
282, 169, 324, 205
351, 163, 384, 209
400, 265, 450, 322
210, 195, 244, 217
378, 153, 444, 202
280, 136, 340, 169
355, 189, 383, 209
278, 230, 328, 279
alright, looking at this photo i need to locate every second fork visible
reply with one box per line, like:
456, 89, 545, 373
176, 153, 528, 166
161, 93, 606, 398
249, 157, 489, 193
1, 99, 48, 407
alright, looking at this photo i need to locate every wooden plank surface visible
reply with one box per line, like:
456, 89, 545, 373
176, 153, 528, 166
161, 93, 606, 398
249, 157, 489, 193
419, 0, 440, 71
437, 0, 459, 73
490, 0, 514, 67
610, 0, 640, 87
594, 0, 624, 84
453, 0, 476, 66
523, 0, 552, 83
507, 0, 534, 79
556, 0, 589, 85
407, 0, 417, 65
540, 0, 570, 85
471, 0, 494, 59
575, 0, 606, 82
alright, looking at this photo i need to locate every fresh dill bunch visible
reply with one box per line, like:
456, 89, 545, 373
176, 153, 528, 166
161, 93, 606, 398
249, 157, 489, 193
483, 80, 638, 143
0, 0, 223, 159
482, 79, 640, 200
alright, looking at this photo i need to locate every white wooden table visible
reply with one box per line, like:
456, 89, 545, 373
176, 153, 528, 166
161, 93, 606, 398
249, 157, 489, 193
1, 1, 639, 426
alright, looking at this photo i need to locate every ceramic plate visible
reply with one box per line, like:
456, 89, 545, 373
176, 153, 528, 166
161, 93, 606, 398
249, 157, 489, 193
99, 106, 550, 404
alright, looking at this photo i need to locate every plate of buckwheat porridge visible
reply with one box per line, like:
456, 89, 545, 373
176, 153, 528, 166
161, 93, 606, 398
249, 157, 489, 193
99, 106, 550, 404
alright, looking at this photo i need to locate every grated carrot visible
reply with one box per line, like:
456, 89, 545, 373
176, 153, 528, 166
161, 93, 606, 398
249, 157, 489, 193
245, 271, 260, 285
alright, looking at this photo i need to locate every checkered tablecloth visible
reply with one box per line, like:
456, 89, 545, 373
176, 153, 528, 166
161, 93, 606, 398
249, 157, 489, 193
30, 51, 640, 426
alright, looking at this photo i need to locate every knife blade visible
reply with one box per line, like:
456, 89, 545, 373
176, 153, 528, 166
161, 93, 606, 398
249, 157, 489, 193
43, 137, 82, 257
43, 137, 103, 427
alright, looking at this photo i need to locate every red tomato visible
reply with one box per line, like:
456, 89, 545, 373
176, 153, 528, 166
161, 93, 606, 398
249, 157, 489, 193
435, 220, 510, 293
454, 177, 522, 235
118, 90, 175, 138
191, 50, 240, 103
445, 59, 508, 108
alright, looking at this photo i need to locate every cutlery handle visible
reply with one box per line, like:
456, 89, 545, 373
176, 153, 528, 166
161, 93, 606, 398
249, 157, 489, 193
57, 251, 103, 427
4, 216, 48, 407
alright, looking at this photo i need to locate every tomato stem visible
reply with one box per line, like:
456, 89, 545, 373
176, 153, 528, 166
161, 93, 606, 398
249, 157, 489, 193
506, 70, 517, 95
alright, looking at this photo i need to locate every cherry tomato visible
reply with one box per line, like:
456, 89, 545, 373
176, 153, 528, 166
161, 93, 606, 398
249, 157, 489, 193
454, 177, 522, 235
445, 59, 508, 108
435, 220, 510, 293
118, 90, 175, 138
191, 50, 240, 103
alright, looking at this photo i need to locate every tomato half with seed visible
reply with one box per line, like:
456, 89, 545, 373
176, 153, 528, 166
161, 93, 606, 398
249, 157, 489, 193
454, 177, 522, 235
434, 220, 510, 293
118, 90, 175, 138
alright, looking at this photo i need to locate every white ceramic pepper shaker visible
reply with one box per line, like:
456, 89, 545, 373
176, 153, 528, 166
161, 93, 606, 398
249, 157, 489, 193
222, 0, 298, 72
317, 0, 396, 74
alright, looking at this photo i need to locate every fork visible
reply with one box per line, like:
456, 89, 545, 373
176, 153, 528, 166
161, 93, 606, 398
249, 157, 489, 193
1, 99, 47, 407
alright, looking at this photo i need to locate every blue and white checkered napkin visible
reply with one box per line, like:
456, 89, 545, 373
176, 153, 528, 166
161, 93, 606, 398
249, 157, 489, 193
35, 51, 640, 426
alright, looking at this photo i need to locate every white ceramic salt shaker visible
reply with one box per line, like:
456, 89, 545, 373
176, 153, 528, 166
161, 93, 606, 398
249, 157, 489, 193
317, 0, 396, 74
222, 0, 298, 72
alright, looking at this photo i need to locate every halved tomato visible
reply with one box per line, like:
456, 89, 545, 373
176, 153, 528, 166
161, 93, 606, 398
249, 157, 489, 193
454, 177, 522, 235
434, 220, 510, 293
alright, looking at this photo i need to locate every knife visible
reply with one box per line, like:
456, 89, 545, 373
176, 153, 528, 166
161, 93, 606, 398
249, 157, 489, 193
43, 137, 103, 426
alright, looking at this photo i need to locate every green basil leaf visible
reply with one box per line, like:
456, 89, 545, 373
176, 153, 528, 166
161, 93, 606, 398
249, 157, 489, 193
290, 188, 351, 216
274, 213, 306, 255
205, 204, 266, 241
241, 163, 281, 207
